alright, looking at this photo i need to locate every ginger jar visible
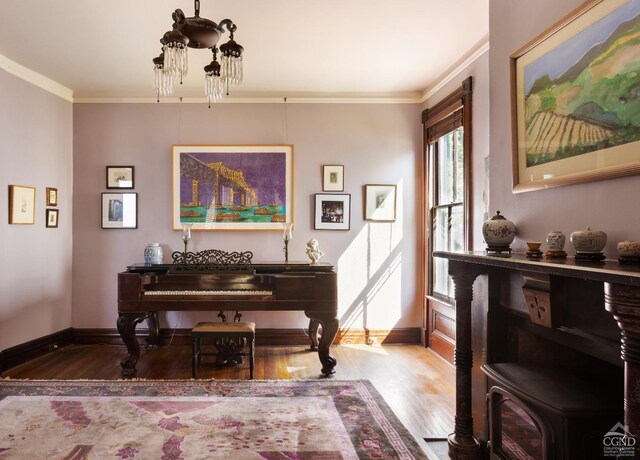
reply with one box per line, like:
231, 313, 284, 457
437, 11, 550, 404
482, 211, 516, 250
144, 243, 163, 265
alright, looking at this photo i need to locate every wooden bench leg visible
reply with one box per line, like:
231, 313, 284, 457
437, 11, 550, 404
192, 336, 198, 379
249, 336, 254, 380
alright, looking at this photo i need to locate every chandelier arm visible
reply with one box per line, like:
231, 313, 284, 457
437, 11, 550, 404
218, 19, 237, 35
172, 9, 186, 29
194, 0, 200, 17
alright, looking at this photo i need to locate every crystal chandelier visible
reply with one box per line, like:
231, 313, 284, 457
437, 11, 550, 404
153, 0, 244, 106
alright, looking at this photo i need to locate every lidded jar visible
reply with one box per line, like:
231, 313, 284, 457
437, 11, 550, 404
546, 231, 566, 252
144, 243, 163, 265
569, 228, 607, 254
482, 211, 516, 249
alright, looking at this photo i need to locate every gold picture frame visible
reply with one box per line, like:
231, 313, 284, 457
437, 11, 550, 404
9, 185, 36, 224
364, 184, 397, 222
46, 187, 58, 206
511, 0, 640, 192
322, 165, 344, 192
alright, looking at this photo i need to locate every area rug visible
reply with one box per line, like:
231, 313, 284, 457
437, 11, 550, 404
0, 379, 428, 459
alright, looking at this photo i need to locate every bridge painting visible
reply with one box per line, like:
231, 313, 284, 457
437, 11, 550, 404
172, 145, 293, 230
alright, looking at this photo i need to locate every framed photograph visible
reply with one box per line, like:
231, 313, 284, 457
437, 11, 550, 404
323, 165, 344, 191
314, 193, 351, 230
9, 185, 36, 224
46, 187, 58, 206
101, 192, 137, 229
511, 0, 640, 192
106, 166, 135, 189
46, 209, 59, 228
364, 184, 397, 222
172, 145, 293, 230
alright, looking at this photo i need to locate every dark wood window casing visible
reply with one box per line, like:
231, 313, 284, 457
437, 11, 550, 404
420, 77, 473, 361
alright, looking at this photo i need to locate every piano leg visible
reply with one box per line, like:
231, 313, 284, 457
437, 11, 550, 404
306, 312, 338, 375
308, 319, 320, 351
145, 311, 159, 350
117, 312, 147, 377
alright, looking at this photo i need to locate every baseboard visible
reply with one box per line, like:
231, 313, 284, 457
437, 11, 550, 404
0, 328, 74, 373
2, 327, 421, 372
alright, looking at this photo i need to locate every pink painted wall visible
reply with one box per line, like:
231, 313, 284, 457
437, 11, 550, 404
422, 50, 491, 250
0, 70, 73, 350
72, 102, 423, 331
489, 0, 640, 253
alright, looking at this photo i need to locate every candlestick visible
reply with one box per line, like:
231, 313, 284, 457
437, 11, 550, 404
182, 224, 192, 256
282, 223, 293, 261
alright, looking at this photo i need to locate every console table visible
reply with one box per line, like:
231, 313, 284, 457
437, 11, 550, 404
433, 251, 640, 459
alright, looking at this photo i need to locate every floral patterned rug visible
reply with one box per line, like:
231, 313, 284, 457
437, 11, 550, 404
0, 379, 428, 459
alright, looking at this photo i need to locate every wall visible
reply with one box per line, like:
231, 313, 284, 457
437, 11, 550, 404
422, 49, 491, 250
0, 70, 73, 350
72, 102, 423, 332
489, 0, 640, 253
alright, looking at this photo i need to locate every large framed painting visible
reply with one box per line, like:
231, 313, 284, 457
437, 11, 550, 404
511, 0, 640, 192
172, 145, 293, 230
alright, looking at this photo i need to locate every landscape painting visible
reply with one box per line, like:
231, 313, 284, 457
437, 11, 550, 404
512, 0, 640, 191
172, 145, 293, 230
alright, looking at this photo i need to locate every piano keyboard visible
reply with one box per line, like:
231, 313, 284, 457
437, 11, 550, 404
144, 290, 273, 296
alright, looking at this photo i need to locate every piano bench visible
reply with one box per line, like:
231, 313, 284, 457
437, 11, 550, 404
191, 321, 255, 379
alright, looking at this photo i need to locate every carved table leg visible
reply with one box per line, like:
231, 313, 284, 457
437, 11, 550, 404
448, 264, 481, 459
306, 311, 338, 375
145, 311, 159, 350
605, 283, 640, 446
308, 319, 320, 351
117, 312, 147, 377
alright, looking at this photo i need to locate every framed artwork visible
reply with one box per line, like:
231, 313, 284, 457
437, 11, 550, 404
364, 184, 397, 222
511, 0, 640, 192
314, 193, 351, 230
46, 209, 59, 228
322, 165, 344, 191
172, 145, 293, 230
101, 192, 138, 229
46, 187, 58, 206
106, 166, 135, 189
9, 185, 36, 224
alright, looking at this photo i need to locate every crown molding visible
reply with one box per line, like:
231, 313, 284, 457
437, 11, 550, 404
420, 34, 490, 103
73, 96, 423, 104
0, 53, 73, 102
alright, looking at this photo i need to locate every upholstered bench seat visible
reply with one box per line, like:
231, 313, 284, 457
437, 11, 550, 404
192, 321, 255, 379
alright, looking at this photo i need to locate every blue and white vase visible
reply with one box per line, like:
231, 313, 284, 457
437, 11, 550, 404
144, 243, 163, 265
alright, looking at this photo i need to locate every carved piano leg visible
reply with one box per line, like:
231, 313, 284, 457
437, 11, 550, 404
308, 319, 320, 351
306, 311, 338, 375
605, 283, 640, 446
145, 311, 159, 350
448, 264, 481, 459
117, 312, 147, 377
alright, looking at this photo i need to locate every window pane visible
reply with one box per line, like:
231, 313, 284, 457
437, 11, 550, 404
433, 207, 449, 252
433, 257, 449, 297
437, 132, 455, 204
450, 204, 464, 252
455, 127, 464, 202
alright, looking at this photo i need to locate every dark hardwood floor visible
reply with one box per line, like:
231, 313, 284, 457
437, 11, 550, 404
1, 343, 454, 458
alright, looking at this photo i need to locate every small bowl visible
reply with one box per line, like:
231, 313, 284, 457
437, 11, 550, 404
617, 241, 640, 257
526, 241, 542, 251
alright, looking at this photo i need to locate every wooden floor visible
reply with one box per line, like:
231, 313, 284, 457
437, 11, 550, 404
1, 343, 454, 457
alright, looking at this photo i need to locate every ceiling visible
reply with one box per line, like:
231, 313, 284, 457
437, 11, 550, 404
0, 0, 489, 102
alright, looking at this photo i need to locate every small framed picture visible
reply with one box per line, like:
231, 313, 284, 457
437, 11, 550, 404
101, 192, 138, 229
46, 209, 59, 228
9, 185, 36, 224
323, 165, 344, 192
314, 193, 351, 230
46, 187, 58, 206
106, 166, 135, 189
364, 184, 397, 222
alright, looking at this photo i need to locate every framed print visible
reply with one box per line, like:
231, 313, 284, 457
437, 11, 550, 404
314, 193, 351, 230
106, 166, 135, 189
9, 185, 36, 224
46, 209, 59, 228
511, 0, 640, 192
46, 187, 58, 206
364, 184, 397, 222
172, 145, 293, 230
101, 192, 137, 229
322, 165, 344, 191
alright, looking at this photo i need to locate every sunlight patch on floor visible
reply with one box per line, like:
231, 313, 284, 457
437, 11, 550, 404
340, 344, 390, 355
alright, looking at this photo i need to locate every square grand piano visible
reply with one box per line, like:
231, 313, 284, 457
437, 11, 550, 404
117, 249, 339, 377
